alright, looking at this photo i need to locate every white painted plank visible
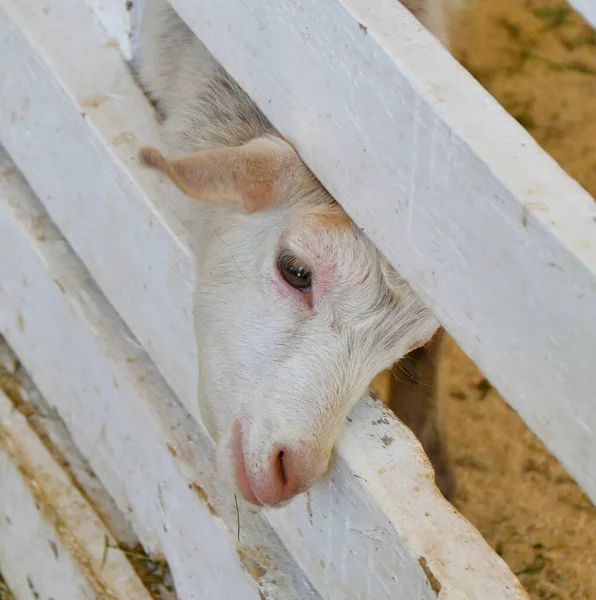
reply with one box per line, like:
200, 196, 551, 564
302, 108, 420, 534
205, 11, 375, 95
0, 335, 177, 600
1, 0, 595, 510
0, 390, 154, 600
262, 394, 530, 599
0, 155, 314, 600
0, 0, 198, 407
568, 0, 596, 30
0, 336, 140, 549
0, 154, 525, 598
83, 0, 136, 60
0, 336, 177, 599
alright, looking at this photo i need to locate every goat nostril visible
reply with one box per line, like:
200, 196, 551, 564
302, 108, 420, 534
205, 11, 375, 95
277, 450, 287, 485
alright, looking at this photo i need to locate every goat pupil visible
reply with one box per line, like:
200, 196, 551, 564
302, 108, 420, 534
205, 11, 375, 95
279, 252, 312, 291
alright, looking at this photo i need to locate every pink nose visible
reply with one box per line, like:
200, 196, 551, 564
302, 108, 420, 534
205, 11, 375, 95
235, 440, 328, 507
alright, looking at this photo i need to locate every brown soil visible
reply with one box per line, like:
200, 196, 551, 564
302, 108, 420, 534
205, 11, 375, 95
441, 337, 596, 599
0, 575, 12, 600
442, 1, 596, 598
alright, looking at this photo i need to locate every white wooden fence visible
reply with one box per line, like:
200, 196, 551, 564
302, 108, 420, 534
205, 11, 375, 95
0, 0, 594, 598
571, 0, 596, 29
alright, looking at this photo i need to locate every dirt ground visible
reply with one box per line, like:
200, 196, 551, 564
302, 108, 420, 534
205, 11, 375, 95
0, 575, 12, 600
437, 1, 596, 598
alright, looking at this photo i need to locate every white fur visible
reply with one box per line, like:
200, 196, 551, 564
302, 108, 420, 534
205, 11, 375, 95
135, 0, 445, 506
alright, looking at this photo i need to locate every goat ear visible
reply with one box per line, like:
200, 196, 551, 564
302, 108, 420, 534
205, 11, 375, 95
139, 136, 310, 213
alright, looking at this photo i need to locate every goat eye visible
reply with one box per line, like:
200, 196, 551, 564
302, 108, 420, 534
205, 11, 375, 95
278, 252, 312, 292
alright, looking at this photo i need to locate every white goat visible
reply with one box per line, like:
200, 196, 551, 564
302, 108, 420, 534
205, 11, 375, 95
136, 0, 453, 507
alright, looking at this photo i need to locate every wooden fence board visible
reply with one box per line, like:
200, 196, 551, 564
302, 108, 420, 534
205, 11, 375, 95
0, 391, 153, 600
568, 0, 596, 29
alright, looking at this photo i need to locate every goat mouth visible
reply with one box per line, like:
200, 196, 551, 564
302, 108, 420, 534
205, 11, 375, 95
231, 421, 261, 505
